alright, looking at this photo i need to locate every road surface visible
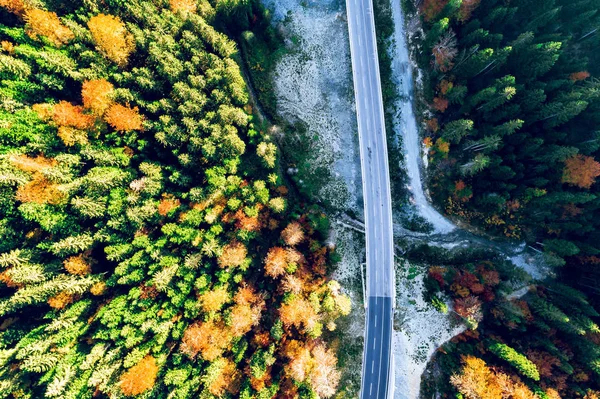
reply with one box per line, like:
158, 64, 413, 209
346, 0, 395, 398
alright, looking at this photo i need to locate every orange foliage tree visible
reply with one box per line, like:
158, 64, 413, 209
433, 97, 449, 112
283, 340, 341, 398
458, 0, 481, 22
87, 14, 135, 66
63, 254, 92, 275
157, 194, 180, 216
264, 247, 289, 278
451, 356, 503, 399
104, 103, 144, 131
310, 344, 342, 398
9, 154, 56, 173
230, 301, 263, 337
235, 208, 261, 231
450, 355, 537, 399
82, 79, 114, 115
1, 40, 14, 53
426, 118, 439, 132
24, 8, 74, 46
52, 101, 95, 130
562, 154, 600, 189
47, 292, 74, 309
570, 71, 591, 82
435, 138, 450, 155
16, 174, 63, 205
119, 356, 159, 396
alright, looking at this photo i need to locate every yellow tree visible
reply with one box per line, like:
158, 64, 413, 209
57, 126, 88, 147
218, 241, 247, 268
82, 79, 114, 115
170, 0, 196, 14
279, 296, 319, 333
24, 9, 74, 46
87, 14, 135, 66
199, 286, 230, 313
450, 356, 503, 399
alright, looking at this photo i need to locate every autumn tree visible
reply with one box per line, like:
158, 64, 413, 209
104, 103, 144, 131
570, 71, 591, 82
206, 358, 241, 396
281, 222, 305, 246
181, 321, 232, 361
264, 247, 289, 278
169, 0, 197, 14
310, 344, 342, 397
279, 296, 319, 334
52, 101, 95, 130
433, 96, 449, 112
450, 356, 503, 399
230, 301, 263, 337
562, 154, 600, 189
433, 31, 457, 72
0, 0, 26, 15
82, 79, 114, 115
218, 241, 247, 268
88, 14, 135, 66
457, 0, 481, 22
119, 356, 159, 396
24, 9, 74, 46
157, 194, 180, 216
200, 286, 230, 312
16, 174, 63, 205
283, 341, 341, 398
420, 0, 448, 22
57, 126, 88, 146
63, 254, 91, 275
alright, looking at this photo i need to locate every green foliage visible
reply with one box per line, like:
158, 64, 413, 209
488, 341, 540, 381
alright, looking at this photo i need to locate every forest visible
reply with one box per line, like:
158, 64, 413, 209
417, 0, 600, 398
416, 244, 600, 398
420, 0, 600, 275
0, 0, 351, 398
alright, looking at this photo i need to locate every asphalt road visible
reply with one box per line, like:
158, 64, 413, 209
346, 0, 395, 398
